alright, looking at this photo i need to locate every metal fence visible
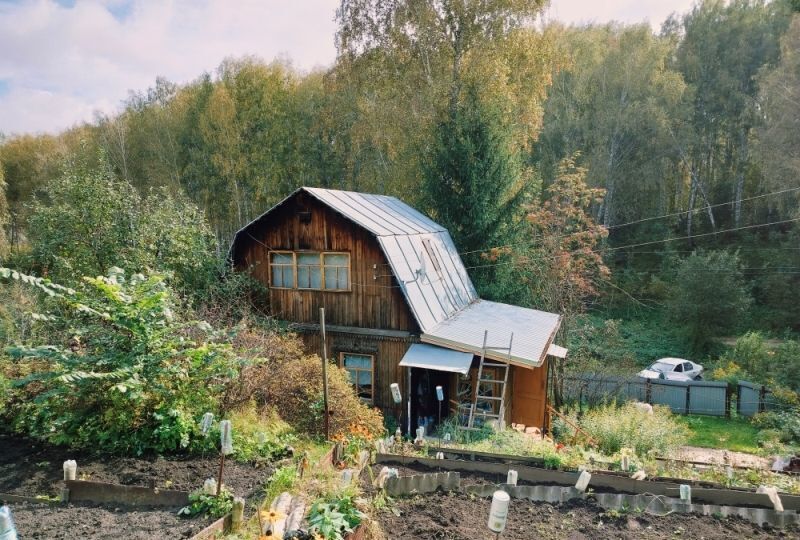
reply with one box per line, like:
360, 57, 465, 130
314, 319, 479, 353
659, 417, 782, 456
562, 375, 774, 417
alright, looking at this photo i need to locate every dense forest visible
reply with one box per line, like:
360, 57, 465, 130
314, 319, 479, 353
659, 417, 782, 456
2, 0, 800, 382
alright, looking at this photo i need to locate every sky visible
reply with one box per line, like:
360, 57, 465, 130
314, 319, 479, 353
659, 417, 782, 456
0, 0, 696, 136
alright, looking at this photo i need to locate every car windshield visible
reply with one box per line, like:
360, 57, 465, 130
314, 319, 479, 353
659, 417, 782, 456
649, 362, 674, 372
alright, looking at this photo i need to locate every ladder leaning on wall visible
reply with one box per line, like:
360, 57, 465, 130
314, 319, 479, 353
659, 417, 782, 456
467, 330, 514, 430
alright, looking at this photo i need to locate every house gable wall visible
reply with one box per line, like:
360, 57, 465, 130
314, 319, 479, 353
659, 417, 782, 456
234, 191, 419, 332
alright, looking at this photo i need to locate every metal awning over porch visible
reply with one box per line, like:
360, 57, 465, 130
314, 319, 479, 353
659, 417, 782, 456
399, 343, 474, 375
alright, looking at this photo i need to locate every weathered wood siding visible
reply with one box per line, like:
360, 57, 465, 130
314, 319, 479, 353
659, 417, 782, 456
235, 192, 417, 332
299, 330, 417, 415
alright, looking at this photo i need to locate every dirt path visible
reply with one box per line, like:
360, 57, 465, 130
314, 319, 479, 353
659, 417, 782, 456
673, 446, 771, 469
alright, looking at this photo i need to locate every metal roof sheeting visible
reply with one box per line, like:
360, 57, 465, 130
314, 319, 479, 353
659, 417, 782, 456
421, 299, 562, 368
398, 343, 474, 375
303, 187, 477, 332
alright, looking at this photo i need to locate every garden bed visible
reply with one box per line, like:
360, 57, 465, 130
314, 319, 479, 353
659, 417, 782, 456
8, 500, 211, 540
377, 491, 795, 539
0, 433, 272, 499
0, 434, 275, 539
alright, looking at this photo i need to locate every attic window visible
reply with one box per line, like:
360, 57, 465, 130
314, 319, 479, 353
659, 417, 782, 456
298, 211, 312, 224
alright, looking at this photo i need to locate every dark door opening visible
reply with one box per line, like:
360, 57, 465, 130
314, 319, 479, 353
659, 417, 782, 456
410, 368, 451, 436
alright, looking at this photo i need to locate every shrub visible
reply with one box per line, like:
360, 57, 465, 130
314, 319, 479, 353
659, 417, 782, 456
1, 267, 254, 454
308, 494, 364, 540
261, 353, 384, 440
569, 402, 689, 457
752, 410, 800, 444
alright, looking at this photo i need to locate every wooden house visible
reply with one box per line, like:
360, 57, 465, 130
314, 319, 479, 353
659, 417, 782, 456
230, 187, 565, 432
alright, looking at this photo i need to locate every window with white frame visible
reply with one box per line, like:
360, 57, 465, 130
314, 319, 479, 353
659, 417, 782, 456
268, 251, 350, 291
340, 352, 374, 403
269, 252, 295, 288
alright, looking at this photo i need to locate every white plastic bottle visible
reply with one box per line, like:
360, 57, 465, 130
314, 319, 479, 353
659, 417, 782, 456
0, 506, 18, 540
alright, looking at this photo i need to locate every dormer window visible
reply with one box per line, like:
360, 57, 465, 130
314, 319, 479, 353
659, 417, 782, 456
269, 251, 350, 291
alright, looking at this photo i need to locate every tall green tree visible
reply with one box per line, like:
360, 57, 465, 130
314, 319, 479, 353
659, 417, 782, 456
669, 0, 790, 229
756, 15, 800, 215
667, 251, 752, 352
422, 85, 528, 300
535, 24, 686, 232
28, 154, 217, 290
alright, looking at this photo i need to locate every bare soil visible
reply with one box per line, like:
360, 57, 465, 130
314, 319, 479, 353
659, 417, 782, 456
377, 491, 799, 540
0, 434, 275, 539
8, 501, 209, 539
0, 433, 272, 498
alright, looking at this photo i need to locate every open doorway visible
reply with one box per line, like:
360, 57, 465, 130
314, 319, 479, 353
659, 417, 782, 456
409, 367, 451, 436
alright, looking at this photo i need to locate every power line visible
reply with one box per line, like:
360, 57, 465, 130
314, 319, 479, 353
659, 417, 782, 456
462, 216, 800, 271
445, 185, 800, 260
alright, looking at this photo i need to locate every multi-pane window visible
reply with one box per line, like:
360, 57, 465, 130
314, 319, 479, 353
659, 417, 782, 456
268, 251, 350, 291
269, 252, 295, 288
341, 353, 374, 403
297, 253, 323, 289
323, 253, 350, 290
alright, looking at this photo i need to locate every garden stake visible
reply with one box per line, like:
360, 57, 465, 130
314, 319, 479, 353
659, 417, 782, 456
436, 385, 444, 453
320, 307, 330, 441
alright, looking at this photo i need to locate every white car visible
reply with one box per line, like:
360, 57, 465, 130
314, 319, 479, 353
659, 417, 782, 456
637, 358, 704, 381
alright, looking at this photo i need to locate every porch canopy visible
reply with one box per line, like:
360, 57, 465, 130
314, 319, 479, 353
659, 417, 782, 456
420, 299, 563, 369
399, 343, 474, 375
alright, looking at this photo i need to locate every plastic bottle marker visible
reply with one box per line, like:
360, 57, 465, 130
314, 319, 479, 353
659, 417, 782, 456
575, 470, 591, 492
679, 484, 691, 505
0, 505, 18, 540
219, 420, 233, 455
63, 460, 77, 481
200, 412, 214, 436
506, 470, 518, 486
435, 385, 444, 401
390, 383, 402, 404
488, 490, 510, 533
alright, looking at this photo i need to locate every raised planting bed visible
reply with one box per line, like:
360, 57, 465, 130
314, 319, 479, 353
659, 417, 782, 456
375, 454, 800, 512
0, 434, 274, 539
376, 490, 795, 540
7, 500, 212, 540
0, 434, 272, 498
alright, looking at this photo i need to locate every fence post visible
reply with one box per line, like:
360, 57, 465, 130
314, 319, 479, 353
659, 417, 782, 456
685, 383, 691, 415
736, 382, 742, 416
645, 378, 652, 404
725, 384, 731, 418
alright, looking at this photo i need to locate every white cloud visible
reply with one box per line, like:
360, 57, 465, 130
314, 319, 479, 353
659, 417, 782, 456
543, 0, 696, 31
0, 0, 340, 135
0, 0, 695, 136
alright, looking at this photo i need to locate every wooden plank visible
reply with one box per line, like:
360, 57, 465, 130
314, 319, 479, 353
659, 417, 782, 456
291, 322, 413, 340
65, 480, 189, 507
0, 492, 62, 505
189, 514, 232, 540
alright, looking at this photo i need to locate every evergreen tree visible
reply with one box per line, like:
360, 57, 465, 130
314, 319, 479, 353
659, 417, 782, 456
422, 85, 528, 300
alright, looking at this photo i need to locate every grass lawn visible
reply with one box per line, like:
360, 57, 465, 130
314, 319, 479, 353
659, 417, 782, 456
678, 415, 761, 454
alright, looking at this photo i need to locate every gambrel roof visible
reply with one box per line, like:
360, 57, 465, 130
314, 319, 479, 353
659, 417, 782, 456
230, 187, 562, 367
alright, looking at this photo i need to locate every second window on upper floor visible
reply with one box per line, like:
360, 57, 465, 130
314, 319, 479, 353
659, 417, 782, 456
269, 251, 351, 291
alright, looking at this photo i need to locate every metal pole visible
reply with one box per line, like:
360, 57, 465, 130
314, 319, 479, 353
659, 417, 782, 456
320, 307, 330, 441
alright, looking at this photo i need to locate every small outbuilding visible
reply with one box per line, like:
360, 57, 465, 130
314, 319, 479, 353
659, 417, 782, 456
230, 187, 564, 432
